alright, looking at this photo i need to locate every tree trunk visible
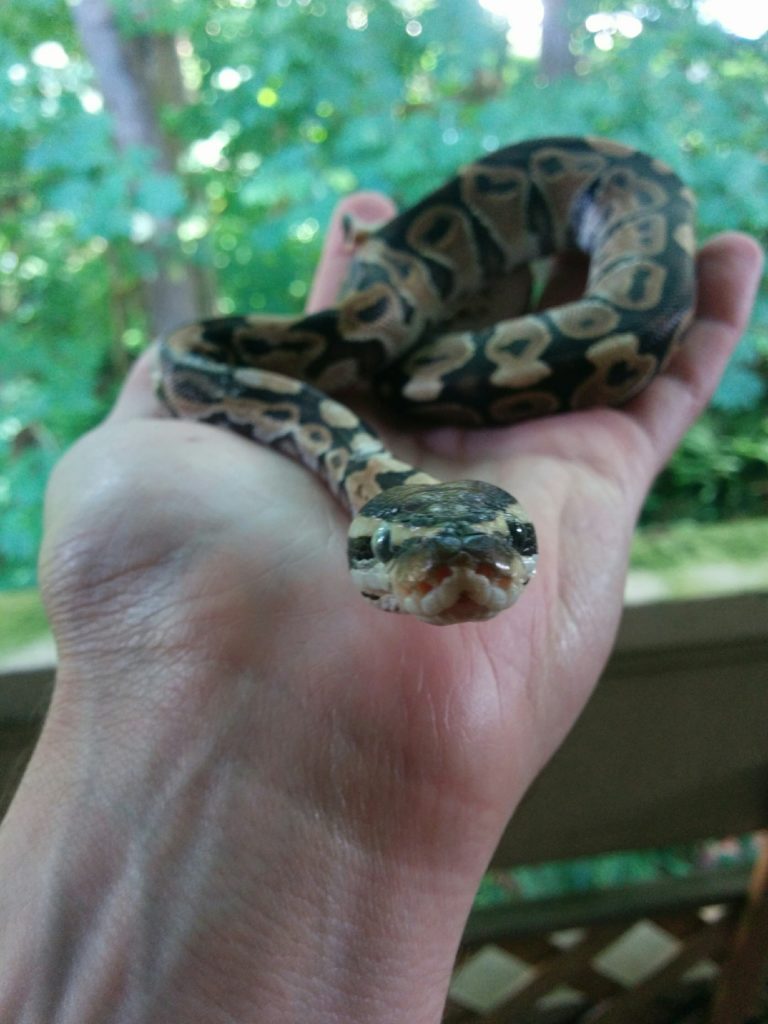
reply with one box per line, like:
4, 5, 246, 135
70, 0, 210, 336
540, 0, 575, 80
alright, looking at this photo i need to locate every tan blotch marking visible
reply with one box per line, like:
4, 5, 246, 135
233, 367, 303, 394
402, 333, 476, 402
234, 327, 328, 380
348, 430, 385, 458
348, 513, 381, 539
549, 301, 620, 341
460, 162, 536, 265
354, 238, 443, 323
593, 168, 668, 226
591, 214, 668, 277
485, 316, 553, 389
225, 315, 313, 373
531, 146, 607, 246
490, 390, 560, 423
339, 281, 393, 332
162, 369, 223, 419
338, 280, 412, 357
166, 323, 221, 359
224, 398, 301, 441
591, 259, 667, 311
298, 421, 334, 457
531, 145, 606, 182
674, 222, 697, 257
585, 137, 636, 158
571, 333, 657, 408
458, 511, 512, 538
325, 447, 351, 486
405, 204, 481, 299
344, 456, 435, 513
319, 399, 360, 429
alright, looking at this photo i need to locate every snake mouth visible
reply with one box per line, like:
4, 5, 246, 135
395, 559, 526, 625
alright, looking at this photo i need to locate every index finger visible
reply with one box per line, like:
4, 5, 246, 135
108, 346, 167, 423
306, 191, 397, 312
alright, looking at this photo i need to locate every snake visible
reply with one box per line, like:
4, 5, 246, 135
157, 136, 696, 626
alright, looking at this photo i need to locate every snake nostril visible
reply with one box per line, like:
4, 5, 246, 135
434, 534, 462, 556
463, 533, 494, 556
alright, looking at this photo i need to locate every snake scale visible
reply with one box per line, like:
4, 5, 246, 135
157, 136, 696, 626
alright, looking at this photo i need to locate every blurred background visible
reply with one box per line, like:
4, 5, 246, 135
0, 0, 766, 605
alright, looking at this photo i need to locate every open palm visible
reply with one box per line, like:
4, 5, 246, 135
33, 195, 761, 1020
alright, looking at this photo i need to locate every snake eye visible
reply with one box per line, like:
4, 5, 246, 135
371, 524, 393, 563
508, 519, 537, 557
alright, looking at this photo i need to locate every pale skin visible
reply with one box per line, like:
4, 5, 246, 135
0, 187, 762, 1022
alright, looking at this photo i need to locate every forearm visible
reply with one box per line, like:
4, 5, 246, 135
0, 655, 474, 1024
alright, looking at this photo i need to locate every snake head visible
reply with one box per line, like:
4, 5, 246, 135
347, 480, 537, 625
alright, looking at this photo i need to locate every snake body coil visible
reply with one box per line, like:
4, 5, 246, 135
158, 136, 696, 625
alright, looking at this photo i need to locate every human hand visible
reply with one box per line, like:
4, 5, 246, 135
1, 192, 761, 1023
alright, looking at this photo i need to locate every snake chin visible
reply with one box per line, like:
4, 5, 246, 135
399, 561, 527, 625
350, 547, 536, 625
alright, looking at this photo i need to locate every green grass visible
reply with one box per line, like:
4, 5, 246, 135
631, 516, 768, 572
0, 589, 50, 657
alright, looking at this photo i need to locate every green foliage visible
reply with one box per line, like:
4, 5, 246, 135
631, 516, 768, 570
1, 0, 767, 588
642, 406, 768, 523
475, 835, 758, 905
0, 587, 48, 655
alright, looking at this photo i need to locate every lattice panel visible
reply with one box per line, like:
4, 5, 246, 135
444, 902, 741, 1024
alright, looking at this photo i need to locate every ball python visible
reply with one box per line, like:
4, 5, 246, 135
157, 135, 696, 626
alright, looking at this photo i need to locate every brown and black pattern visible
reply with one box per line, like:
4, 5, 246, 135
157, 136, 696, 623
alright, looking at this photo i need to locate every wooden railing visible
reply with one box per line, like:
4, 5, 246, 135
2, 591, 767, 1021
1, 591, 767, 847
453, 591, 768, 1022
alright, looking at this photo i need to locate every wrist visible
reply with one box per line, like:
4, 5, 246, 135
15, 483, 510, 1023
0, 646, 477, 1024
